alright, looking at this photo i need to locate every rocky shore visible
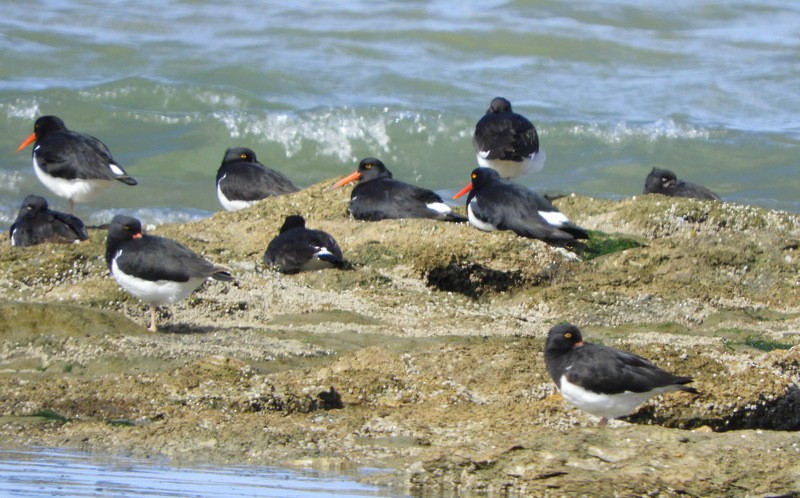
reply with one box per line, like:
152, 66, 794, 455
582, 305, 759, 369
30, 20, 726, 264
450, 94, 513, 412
1, 180, 799, 496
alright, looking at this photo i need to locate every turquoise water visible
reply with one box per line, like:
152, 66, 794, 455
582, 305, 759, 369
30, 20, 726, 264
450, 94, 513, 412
0, 0, 798, 229
0, 447, 402, 497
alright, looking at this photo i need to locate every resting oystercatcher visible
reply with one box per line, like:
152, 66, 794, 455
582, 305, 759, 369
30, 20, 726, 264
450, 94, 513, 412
643, 168, 721, 201
105, 215, 233, 332
9, 194, 89, 246
473, 97, 546, 179
330, 157, 466, 222
215, 147, 300, 211
264, 215, 350, 274
17, 116, 137, 213
453, 168, 588, 241
544, 324, 699, 426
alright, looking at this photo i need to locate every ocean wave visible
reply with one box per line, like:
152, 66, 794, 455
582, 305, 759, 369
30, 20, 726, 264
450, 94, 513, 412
87, 207, 212, 229
566, 119, 714, 144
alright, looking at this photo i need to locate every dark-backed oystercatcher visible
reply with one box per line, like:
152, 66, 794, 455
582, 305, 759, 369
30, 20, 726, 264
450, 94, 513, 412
17, 116, 137, 213
643, 168, 721, 201
473, 97, 546, 179
330, 157, 466, 222
215, 147, 300, 211
544, 324, 699, 425
9, 194, 89, 247
264, 215, 350, 274
105, 215, 233, 332
453, 168, 587, 241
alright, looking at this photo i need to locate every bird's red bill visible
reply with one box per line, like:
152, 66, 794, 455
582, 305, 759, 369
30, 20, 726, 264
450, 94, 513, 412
453, 183, 473, 199
16, 133, 36, 152
329, 171, 362, 190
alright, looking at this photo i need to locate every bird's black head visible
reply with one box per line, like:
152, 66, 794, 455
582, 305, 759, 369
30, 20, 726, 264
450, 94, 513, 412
108, 215, 142, 241
644, 167, 678, 193
545, 324, 585, 353
470, 167, 502, 187
223, 147, 258, 165
20, 194, 48, 213
33, 116, 68, 137
279, 215, 306, 234
486, 97, 512, 114
357, 157, 392, 182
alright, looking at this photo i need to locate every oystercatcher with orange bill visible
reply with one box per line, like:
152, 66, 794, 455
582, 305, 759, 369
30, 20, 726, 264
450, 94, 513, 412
544, 324, 699, 426
17, 116, 137, 213
330, 157, 466, 222
216, 147, 300, 211
473, 97, 546, 179
264, 215, 351, 274
10, 194, 89, 247
105, 215, 233, 332
454, 168, 587, 241
644, 167, 721, 201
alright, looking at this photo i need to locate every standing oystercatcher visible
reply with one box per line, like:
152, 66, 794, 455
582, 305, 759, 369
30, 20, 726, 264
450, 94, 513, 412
264, 215, 350, 273
215, 147, 300, 211
454, 168, 587, 241
17, 116, 137, 213
544, 324, 699, 426
105, 215, 233, 332
330, 157, 466, 222
473, 97, 546, 178
643, 168, 721, 201
9, 194, 89, 246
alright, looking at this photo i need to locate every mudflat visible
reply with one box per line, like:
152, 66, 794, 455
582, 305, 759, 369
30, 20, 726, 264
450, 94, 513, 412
1, 180, 798, 496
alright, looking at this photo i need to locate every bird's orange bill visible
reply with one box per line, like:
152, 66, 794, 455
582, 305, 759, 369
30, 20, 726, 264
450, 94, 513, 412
16, 133, 36, 152
329, 170, 362, 190
132, 232, 143, 239
453, 183, 473, 199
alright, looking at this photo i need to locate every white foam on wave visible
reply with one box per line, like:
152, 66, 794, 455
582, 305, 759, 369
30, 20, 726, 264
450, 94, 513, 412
569, 119, 712, 144
88, 207, 212, 229
1, 100, 40, 120
211, 108, 407, 162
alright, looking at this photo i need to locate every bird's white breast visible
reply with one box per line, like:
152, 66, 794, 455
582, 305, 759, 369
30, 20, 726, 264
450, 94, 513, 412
111, 252, 206, 305
558, 374, 677, 420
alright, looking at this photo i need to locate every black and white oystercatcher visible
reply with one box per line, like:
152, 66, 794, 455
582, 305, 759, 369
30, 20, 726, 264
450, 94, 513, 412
105, 215, 233, 332
17, 116, 137, 213
330, 157, 467, 222
453, 168, 587, 241
215, 147, 300, 211
473, 97, 546, 179
9, 194, 89, 247
544, 324, 699, 425
264, 215, 350, 274
643, 167, 721, 201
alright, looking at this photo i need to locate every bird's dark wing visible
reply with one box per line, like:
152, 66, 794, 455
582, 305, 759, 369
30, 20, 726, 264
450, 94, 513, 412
474, 114, 538, 161
115, 236, 221, 282
566, 343, 694, 395
219, 163, 299, 201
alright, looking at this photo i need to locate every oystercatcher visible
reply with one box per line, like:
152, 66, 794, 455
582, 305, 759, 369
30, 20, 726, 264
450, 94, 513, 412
643, 168, 721, 201
453, 168, 588, 241
544, 324, 699, 426
473, 97, 546, 178
215, 147, 300, 211
17, 115, 137, 213
264, 215, 350, 274
105, 215, 233, 332
330, 157, 466, 222
9, 194, 89, 246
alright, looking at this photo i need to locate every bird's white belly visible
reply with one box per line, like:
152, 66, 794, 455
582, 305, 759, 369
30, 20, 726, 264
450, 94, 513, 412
559, 374, 676, 419
33, 156, 111, 202
476, 148, 546, 179
217, 180, 255, 212
467, 201, 496, 232
112, 257, 205, 305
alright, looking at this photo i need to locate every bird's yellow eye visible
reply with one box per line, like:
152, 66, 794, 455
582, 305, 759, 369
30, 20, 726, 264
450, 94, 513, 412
365, 163, 372, 169
240, 154, 247, 159
472, 173, 477, 179
564, 332, 572, 339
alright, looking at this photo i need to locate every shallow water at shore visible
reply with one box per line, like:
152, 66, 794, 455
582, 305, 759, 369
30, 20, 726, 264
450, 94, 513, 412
0, 446, 403, 497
